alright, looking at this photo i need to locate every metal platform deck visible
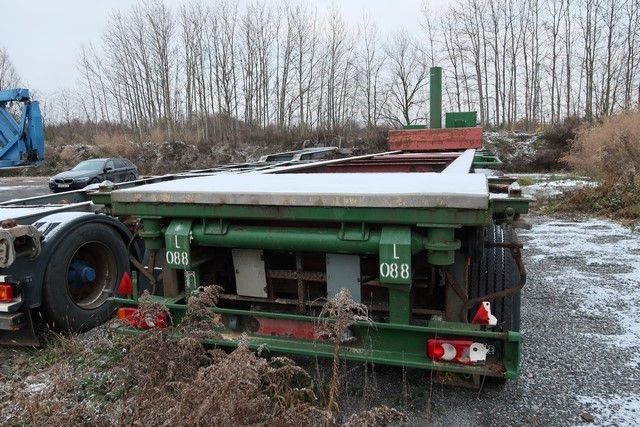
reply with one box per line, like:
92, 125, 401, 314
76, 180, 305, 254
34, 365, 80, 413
110, 172, 489, 209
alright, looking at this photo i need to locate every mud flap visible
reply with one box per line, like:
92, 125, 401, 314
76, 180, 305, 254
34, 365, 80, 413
0, 307, 39, 346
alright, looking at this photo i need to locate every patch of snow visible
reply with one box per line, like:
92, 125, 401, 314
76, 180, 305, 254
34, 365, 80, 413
521, 219, 640, 366
484, 131, 538, 158
0, 186, 28, 191
25, 382, 47, 393
516, 174, 598, 198
576, 394, 640, 426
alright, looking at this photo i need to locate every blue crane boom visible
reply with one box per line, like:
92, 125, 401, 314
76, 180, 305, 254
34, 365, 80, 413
0, 88, 44, 167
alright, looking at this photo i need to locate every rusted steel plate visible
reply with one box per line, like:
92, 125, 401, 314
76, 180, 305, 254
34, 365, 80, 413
388, 127, 483, 151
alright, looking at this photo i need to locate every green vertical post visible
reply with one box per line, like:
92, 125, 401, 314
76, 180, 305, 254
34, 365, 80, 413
379, 227, 413, 324
430, 66, 442, 129
388, 288, 411, 324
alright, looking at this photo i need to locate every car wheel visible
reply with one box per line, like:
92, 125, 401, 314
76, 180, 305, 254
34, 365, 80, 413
90, 177, 101, 184
126, 173, 136, 181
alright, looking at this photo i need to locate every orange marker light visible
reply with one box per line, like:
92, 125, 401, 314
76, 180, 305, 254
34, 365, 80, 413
0, 284, 14, 302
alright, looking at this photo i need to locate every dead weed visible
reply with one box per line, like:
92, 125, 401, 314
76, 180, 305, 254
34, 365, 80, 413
1, 286, 404, 426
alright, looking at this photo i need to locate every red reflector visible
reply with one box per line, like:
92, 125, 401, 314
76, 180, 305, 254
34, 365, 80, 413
0, 284, 14, 302
426, 339, 488, 365
471, 301, 497, 326
116, 307, 167, 329
117, 272, 133, 297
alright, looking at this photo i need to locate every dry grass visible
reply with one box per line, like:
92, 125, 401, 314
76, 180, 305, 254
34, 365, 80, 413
316, 288, 372, 413
342, 405, 407, 427
25, 120, 389, 177
94, 131, 138, 158
564, 111, 640, 185
179, 285, 224, 339
540, 111, 640, 221
542, 181, 640, 222
0, 286, 404, 426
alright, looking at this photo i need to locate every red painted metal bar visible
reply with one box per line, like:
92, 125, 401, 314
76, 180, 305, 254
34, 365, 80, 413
388, 127, 483, 151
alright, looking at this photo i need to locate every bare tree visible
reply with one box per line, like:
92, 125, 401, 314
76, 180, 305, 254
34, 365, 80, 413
384, 31, 429, 126
359, 13, 386, 127
547, 0, 565, 122
64, 0, 640, 141
622, 0, 640, 110
0, 47, 20, 89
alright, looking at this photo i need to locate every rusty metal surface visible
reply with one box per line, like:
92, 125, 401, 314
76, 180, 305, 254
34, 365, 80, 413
315, 152, 461, 173
388, 127, 483, 151
217, 293, 444, 317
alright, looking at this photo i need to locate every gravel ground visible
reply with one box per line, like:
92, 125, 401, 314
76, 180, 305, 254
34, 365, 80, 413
330, 213, 640, 426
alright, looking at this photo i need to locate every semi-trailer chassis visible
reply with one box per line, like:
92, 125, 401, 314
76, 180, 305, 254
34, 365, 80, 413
0, 67, 531, 383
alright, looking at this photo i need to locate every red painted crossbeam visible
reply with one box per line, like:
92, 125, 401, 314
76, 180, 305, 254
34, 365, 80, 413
388, 127, 483, 151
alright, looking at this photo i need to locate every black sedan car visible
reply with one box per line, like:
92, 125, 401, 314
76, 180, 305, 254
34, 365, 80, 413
49, 158, 138, 192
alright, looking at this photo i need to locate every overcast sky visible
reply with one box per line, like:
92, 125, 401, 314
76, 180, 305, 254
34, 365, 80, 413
1, 0, 453, 95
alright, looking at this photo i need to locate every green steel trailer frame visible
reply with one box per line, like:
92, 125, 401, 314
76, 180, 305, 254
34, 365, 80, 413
102, 147, 529, 382
0, 144, 529, 382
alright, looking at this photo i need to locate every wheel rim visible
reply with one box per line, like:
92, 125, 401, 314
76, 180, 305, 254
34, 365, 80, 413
66, 241, 117, 309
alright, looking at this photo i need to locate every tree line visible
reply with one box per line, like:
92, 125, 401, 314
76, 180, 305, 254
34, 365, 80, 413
4, 0, 640, 140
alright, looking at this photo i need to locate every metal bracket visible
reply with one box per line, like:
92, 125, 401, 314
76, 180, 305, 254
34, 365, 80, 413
338, 222, 369, 241
203, 218, 229, 235
0, 222, 41, 268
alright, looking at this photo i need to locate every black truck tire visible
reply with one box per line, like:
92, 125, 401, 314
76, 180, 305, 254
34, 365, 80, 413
41, 223, 129, 332
469, 225, 521, 332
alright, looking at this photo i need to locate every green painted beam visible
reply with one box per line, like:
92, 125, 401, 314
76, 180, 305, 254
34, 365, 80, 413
111, 297, 520, 378
490, 197, 531, 215
111, 203, 493, 227
192, 224, 382, 254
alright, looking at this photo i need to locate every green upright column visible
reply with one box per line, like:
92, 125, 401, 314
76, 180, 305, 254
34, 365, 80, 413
379, 227, 413, 324
429, 66, 442, 129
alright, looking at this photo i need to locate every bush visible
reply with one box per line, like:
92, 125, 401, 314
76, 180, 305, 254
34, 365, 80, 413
564, 111, 640, 185
542, 116, 583, 149
543, 182, 640, 222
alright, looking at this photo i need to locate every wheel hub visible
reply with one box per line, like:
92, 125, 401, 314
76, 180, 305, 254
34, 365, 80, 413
67, 260, 97, 288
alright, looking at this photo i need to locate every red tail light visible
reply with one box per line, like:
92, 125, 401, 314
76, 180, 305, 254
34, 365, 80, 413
427, 339, 488, 365
0, 283, 14, 302
116, 307, 167, 329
